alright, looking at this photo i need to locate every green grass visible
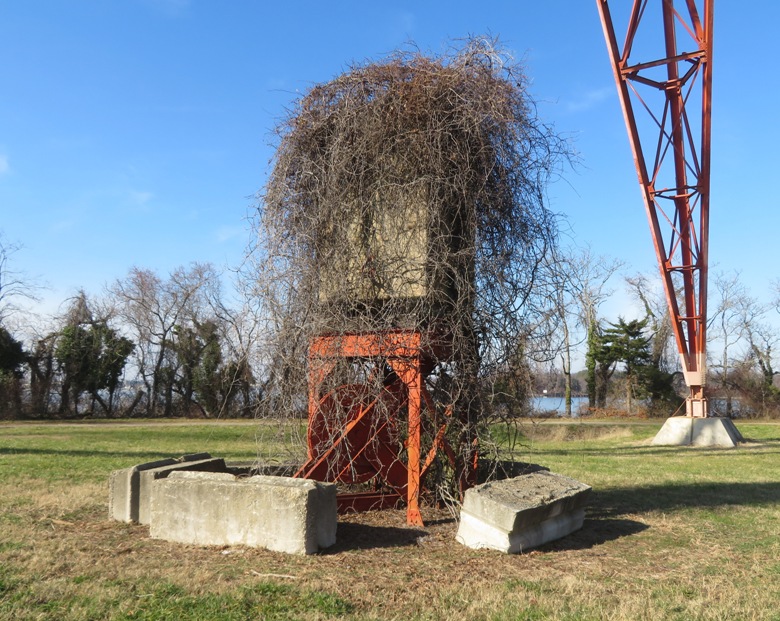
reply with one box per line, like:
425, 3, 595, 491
1, 418, 780, 620
0, 419, 304, 483
0, 576, 352, 621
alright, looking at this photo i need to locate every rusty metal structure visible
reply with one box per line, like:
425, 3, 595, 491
294, 330, 476, 527
597, 0, 713, 417
288, 147, 480, 527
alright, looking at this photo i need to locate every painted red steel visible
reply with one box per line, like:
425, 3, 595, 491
596, 0, 713, 416
295, 330, 471, 526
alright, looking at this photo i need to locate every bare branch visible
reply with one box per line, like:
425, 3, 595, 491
0, 232, 41, 323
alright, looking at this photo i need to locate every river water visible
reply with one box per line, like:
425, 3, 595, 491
530, 396, 589, 417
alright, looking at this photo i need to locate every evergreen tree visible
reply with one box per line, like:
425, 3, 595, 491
55, 322, 134, 416
584, 318, 600, 408
0, 325, 25, 376
172, 319, 225, 416
598, 318, 651, 413
0, 325, 26, 417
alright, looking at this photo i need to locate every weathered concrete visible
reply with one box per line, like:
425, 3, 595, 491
457, 507, 586, 554
109, 457, 177, 523
136, 457, 227, 525
456, 470, 591, 554
149, 472, 337, 555
651, 417, 743, 447
108, 453, 224, 524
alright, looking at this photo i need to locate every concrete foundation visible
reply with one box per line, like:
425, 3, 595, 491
651, 417, 744, 447
149, 471, 337, 555
456, 470, 591, 554
108, 453, 225, 524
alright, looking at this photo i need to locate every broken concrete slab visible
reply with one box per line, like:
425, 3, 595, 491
108, 453, 223, 524
651, 417, 743, 447
149, 472, 337, 555
456, 470, 591, 554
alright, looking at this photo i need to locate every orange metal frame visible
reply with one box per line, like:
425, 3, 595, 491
295, 330, 473, 526
597, 0, 713, 416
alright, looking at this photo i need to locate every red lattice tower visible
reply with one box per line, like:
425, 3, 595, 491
597, 0, 713, 416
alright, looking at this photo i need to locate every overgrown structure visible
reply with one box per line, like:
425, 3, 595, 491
254, 38, 568, 519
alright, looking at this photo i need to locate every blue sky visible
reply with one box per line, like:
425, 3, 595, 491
1, 1, 777, 320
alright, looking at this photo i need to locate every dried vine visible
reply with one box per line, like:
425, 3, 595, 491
251, 38, 570, 505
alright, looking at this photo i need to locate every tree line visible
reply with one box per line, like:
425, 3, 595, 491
525, 247, 780, 418
0, 240, 261, 418
1, 235, 779, 419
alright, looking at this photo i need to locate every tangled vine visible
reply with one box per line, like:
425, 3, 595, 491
251, 38, 570, 505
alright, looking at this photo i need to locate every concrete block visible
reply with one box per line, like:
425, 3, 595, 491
149, 472, 337, 555
109, 457, 178, 522
456, 471, 591, 554
108, 453, 220, 524
652, 417, 743, 447
457, 507, 586, 554
136, 457, 227, 525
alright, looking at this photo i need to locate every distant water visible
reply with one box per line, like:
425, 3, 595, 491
530, 396, 588, 417
530, 397, 746, 418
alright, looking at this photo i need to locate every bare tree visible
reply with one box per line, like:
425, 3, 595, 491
111, 263, 220, 417
540, 248, 580, 416
622, 273, 686, 414
552, 246, 623, 411
736, 293, 779, 412
625, 273, 676, 373
573, 248, 623, 414
0, 233, 40, 324
707, 271, 748, 415
205, 271, 267, 417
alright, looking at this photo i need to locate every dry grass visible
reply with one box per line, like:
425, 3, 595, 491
2, 419, 780, 620
520, 421, 636, 443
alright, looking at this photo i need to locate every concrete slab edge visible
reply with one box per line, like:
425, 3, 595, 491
652, 417, 743, 447
456, 508, 585, 553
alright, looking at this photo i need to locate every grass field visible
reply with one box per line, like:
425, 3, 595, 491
1, 418, 779, 620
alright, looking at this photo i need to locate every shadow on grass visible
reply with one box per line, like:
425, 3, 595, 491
591, 481, 780, 517
332, 515, 650, 553
484, 479, 780, 553
538, 480, 780, 552
540, 517, 650, 552
328, 522, 429, 552
528, 444, 780, 458
0, 446, 187, 461
331, 509, 654, 552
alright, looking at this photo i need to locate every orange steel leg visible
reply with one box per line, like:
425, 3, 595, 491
302, 330, 449, 525
390, 362, 424, 527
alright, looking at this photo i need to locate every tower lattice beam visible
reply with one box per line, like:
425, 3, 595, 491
596, 0, 713, 417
